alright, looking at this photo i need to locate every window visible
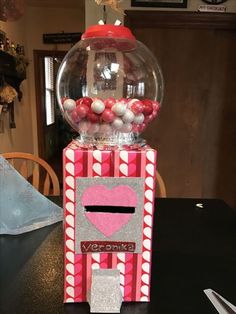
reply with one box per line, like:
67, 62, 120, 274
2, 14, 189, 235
44, 57, 55, 126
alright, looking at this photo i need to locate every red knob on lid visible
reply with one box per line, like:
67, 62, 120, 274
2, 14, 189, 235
82, 24, 136, 41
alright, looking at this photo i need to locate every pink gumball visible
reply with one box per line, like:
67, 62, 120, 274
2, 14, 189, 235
135, 124, 141, 132
132, 124, 140, 133
119, 97, 129, 104
144, 115, 154, 124
78, 121, 90, 133
104, 97, 116, 108
76, 104, 89, 118
152, 111, 158, 118
99, 123, 111, 134
88, 123, 100, 135
130, 100, 144, 114
139, 123, 147, 132
101, 109, 115, 123
152, 100, 161, 112
70, 109, 81, 123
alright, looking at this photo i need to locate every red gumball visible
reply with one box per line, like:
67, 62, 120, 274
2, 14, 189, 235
104, 97, 116, 108
142, 99, 154, 116
81, 97, 93, 107
143, 105, 153, 116
76, 97, 93, 107
101, 109, 115, 123
87, 111, 100, 123
142, 99, 152, 106
76, 99, 82, 106
130, 100, 144, 114
76, 104, 89, 118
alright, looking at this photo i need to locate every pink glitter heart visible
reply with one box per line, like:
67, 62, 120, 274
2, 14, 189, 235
82, 185, 137, 237
85, 212, 132, 237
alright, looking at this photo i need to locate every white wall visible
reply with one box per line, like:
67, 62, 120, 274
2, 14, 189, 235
86, 0, 236, 27
0, 17, 33, 154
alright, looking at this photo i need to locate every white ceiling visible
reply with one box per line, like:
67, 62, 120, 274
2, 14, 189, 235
26, 0, 85, 9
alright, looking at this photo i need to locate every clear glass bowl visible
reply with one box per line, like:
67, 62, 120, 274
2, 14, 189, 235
56, 24, 164, 146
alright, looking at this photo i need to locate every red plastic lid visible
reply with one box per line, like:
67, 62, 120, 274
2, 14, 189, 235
82, 24, 136, 41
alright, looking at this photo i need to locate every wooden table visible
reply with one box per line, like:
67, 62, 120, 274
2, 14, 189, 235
0, 198, 236, 314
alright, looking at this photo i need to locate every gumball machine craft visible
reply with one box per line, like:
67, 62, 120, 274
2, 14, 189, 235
57, 22, 163, 313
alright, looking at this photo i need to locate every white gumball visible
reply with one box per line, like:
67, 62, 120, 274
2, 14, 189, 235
91, 99, 105, 114
78, 120, 90, 133
120, 123, 132, 133
63, 98, 76, 111
112, 118, 124, 130
122, 109, 134, 123
133, 113, 144, 124
112, 102, 127, 116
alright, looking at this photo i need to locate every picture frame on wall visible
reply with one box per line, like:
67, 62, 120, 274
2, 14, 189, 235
131, 0, 188, 8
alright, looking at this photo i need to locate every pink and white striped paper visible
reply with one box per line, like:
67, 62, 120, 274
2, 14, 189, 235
63, 142, 157, 303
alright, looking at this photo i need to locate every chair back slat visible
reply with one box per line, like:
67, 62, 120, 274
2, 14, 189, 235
156, 170, 167, 198
32, 164, 40, 191
20, 160, 28, 179
43, 173, 50, 195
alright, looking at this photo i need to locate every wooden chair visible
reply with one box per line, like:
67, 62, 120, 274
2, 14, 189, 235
156, 170, 167, 197
1, 152, 60, 196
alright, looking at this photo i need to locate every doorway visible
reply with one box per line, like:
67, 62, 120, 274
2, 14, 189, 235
34, 50, 76, 183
